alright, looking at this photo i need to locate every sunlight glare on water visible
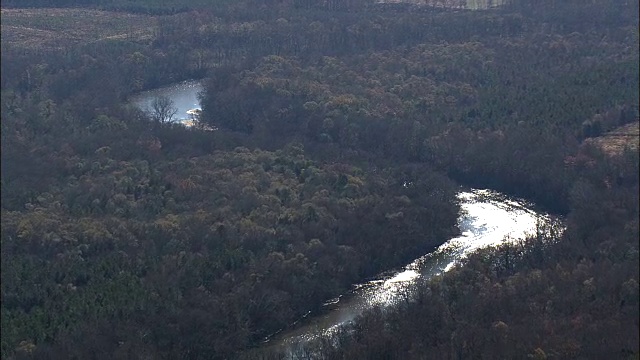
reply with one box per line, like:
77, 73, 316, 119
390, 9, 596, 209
439, 190, 542, 271
131, 80, 203, 121
267, 189, 559, 357
348, 189, 548, 309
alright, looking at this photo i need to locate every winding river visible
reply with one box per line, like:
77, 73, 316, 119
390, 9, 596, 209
132, 84, 559, 357
265, 189, 557, 356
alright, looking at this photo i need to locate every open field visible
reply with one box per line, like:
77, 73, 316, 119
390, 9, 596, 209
0, 8, 158, 49
587, 121, 640, 156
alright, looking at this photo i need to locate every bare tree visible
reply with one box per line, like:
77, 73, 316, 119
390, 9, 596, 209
149, 96, 178, 123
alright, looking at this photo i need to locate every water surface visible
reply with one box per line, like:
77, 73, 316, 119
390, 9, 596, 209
268, 189, 558, 355
130, 80, 203, 122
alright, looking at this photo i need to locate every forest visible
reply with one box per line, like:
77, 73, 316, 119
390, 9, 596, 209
1, 0, 638, 358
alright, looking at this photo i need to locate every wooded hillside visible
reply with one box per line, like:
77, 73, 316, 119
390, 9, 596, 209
1, 0, 638, 358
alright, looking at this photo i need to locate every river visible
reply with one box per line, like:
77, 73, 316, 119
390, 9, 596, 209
132, 85, 559, 357
263, 188, 558, 357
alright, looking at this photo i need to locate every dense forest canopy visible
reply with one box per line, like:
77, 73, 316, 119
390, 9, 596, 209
1, 0, 638, 358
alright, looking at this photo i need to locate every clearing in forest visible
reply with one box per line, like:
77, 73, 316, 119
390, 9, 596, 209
0, 8, 158, 49
586, 121, 640, 156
